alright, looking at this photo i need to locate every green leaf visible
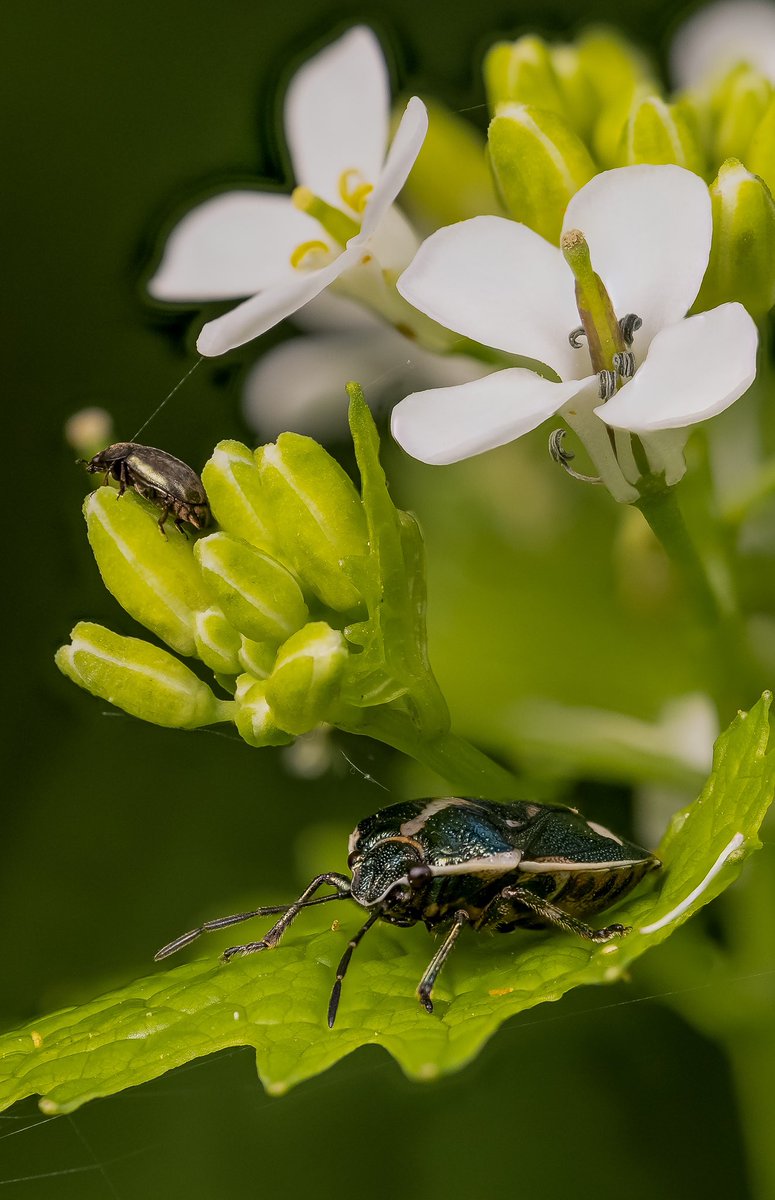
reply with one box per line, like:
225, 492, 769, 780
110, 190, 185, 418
342, 384, 449, 736
2, 694, 773, 1114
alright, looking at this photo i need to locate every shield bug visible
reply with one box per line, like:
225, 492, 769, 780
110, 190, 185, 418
155, 797, 660, 1025
83, 442, 210, 536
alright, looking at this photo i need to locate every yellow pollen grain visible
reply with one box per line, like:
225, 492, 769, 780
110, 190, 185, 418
488, 986, 514, 997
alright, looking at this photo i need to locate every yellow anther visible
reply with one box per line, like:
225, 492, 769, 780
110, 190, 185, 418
290, 240, 332, 270
339, 169, 373, 214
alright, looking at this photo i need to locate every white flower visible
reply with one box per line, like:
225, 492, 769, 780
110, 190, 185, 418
241, 312, 487, 438
391, 165, 759, 502
148, 27, 428, 358
670, 0, 775, 88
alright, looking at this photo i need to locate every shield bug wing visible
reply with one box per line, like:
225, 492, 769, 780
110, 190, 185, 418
515, 804, 660, 920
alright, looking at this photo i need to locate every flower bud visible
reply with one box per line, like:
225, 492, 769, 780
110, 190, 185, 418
575, 31, 656, 168
746, 96, 775, 196
576, 28, 654, 106
233, 674, 294, 747
694, 159, 775, 318
238, 637, 277, 680
618, 94, 705, 172
200, 440, 277, 556
194, 607, 243, 675
484, 36, 567, 116
265, 622, 347, 735
194, 531, 309, 643
256, 435, 368, 612
488, 104, 595, 243
712, 67, 772, 165
549, 45, 597, 140
84, 487, 210, 656
56, 622, 233, 729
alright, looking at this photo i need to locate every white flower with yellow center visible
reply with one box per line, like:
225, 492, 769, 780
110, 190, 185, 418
391, 165, 759, 502
148, 27, 429, 358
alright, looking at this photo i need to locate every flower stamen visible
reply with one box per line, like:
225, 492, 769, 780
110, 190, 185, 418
290, 240, 334, 270
338, 169, 374, 215
612, 351, 635, 379
598, 370, 618, 400
568, 326, 587, 349
548, 429, 603, 484
292, 186, 360, 247
618, 313, 643, 347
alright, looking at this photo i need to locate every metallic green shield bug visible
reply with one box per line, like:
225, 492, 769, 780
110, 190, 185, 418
155, 797, 660, 1025
84, 442, 210, 535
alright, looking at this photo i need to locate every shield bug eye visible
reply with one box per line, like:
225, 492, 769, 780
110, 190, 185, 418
347, 850, 360, 869
408, 865, 433, 887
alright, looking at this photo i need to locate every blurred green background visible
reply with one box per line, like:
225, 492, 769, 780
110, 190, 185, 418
2, 0, 771, 1196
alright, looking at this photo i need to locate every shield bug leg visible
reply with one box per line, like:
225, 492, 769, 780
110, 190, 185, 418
500, 885, 630, 943
222, 872, 352, 961
327, 909, 381, 1028
416, 909, 469, 1014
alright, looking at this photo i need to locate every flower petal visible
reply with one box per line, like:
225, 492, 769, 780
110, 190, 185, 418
670, 0, 775, 88
358, 97, 428, 240
396, 217, 579, 376
596, 303, 758, 432
196, 245, 361, 357
242, 328, 487, 438
563, 166, 712, 347
391, 368, 595, 464
284, 26, 390, 205
148, 192, 318, 301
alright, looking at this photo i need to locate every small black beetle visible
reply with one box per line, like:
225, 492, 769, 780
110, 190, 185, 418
156, 797, 660, 1025
83, 442, 210, 535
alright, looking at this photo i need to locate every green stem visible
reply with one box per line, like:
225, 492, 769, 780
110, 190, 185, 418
635, 486, 725, 626
635, 484, 762, 716
339, 708, 520, 799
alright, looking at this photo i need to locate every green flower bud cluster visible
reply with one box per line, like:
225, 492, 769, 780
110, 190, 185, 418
56, 388, 449, 752
484, 29, 775, 316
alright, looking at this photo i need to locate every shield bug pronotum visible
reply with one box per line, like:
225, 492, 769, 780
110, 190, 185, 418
155, 796, 660, 1025
83, 442, 210, 535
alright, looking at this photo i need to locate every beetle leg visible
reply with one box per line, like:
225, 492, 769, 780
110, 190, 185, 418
499, 885, 629, 942
116, 460, 128, 496
417, 909, 469, 1014
153, 503, 172, 539
221, 872, 352, 961
327, 909, 381, 1028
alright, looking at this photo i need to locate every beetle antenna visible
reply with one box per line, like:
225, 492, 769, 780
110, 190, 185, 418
327, 909, 381, 1028
154, 891, 351, 961
130, 357, 203, 442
